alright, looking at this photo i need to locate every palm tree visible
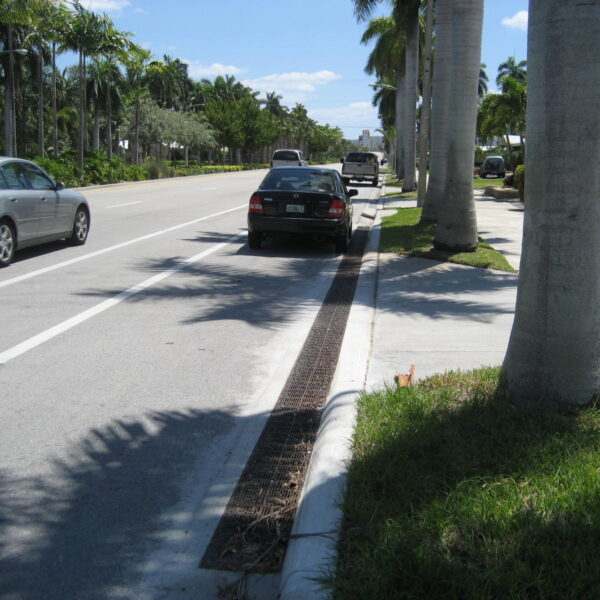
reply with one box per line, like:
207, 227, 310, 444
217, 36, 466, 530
416, 0, 434, 206
501, 0, 599, 409
123, 45, 151, 165
479, 63, 489, 98
496, 56, 527, 88
355, 0, 420, 186
61, 1, 107, 173
1, 0, 42, 156
421, 0, 452, 222
360, 15, 405, 177
432, 0, 484, 252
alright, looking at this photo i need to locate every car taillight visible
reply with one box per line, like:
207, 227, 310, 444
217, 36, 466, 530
249, 194, 263, 214
327, 199, 345, 218
298, 161, 302, 166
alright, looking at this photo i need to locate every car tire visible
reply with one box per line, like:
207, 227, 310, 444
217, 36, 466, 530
335, 226, 349, 254
248, 230, 262, 250
69, 206, 89, 245
480, 173, 486, 179
0, 220, 16, 268
372, 177, 378, 186
343, 178, 350, 185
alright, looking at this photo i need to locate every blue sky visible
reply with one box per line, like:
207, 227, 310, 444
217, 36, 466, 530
78, 0, 529, 139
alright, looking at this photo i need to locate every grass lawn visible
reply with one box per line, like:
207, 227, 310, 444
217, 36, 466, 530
330, 367, 600, 599
381, 206, 516, 273
474, 175, 506, 189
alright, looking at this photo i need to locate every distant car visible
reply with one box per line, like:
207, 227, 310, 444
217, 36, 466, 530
479, 155, 506, 178
270, 148, 308, 167
0, 157, 90, 267
342, 151, 379, 186
247, 166, 357, 253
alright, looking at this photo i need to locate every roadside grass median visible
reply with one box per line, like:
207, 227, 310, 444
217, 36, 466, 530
381, 206, 516, 273
330, 367, 600, 599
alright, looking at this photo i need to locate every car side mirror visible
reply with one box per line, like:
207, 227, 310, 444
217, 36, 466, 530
54, 181, 65, 191
348, 189, 358, 197
340, 157, 344, 163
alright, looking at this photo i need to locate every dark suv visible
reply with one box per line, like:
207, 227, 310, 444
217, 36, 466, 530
479, 155, 506, 178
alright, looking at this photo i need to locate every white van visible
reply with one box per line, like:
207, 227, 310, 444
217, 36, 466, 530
271, 149, 308, 167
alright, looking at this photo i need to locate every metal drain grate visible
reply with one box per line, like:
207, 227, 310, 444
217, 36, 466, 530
200, 226, 369, 573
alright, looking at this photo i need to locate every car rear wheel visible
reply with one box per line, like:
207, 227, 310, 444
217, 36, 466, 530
0, 221, 16, 267
70, 206, 89, 245
248, 230, 262, 249
372, 177, 378, 186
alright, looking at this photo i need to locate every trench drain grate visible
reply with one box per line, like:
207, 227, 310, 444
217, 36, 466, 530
200, 226, 370, 573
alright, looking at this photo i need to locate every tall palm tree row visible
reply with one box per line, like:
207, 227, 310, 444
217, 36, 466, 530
0, 1, 349, 169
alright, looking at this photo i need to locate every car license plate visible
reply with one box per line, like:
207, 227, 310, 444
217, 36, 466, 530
287, 204, 305, 214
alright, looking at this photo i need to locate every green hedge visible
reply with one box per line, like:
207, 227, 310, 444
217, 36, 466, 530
514, 164, 525, 201
32, 154, 268, 188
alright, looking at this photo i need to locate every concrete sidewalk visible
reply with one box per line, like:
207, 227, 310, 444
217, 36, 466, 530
279, 189, 524, 599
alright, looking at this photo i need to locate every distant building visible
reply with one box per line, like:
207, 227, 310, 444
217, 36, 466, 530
353, 129, 384, 151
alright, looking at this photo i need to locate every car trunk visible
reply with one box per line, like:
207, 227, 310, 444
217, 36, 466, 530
258, 191, 337, 218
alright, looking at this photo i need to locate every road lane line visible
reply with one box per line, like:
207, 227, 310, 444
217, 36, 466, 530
0, 233, 245, 365
107, 201, 143, 208
0, 203, 247, 289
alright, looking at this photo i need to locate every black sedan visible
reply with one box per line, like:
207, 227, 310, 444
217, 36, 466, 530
247, 167, 357, 252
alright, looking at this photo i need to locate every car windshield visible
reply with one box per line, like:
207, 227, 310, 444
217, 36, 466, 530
273, 151, 299, 161
260, 169, 336, 193
345, 152, 374, 163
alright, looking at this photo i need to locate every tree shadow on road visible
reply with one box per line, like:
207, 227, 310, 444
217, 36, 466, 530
0, 407, 267, 599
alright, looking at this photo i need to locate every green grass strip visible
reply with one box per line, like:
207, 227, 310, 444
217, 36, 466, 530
380, 206, 516, 273
330, 367, 600, 599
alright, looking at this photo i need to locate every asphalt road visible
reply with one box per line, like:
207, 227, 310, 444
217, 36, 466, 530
0, 165, 379, 599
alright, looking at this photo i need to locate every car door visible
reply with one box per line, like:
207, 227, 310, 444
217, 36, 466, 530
0, 162, 40, 244
18, 163, 66, 236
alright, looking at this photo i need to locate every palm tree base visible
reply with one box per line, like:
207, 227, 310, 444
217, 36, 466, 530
433, 238, 478, 253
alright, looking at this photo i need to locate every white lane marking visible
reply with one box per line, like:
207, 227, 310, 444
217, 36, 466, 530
107, 201, 143, 208
0, 233, 245, 366
0, 204, 247, 289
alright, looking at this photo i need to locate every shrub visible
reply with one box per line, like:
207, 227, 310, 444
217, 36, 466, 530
503, 173, 515, 188
514, 164, 525, 201
34, 156, 80, 188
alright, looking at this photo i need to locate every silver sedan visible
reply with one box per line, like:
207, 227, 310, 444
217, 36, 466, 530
0, 157, 90, 267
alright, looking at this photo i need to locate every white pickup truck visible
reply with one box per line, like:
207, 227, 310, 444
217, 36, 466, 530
342, 152, 379, 186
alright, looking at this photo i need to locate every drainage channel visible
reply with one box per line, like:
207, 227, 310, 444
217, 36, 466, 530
200, 223, 371, 574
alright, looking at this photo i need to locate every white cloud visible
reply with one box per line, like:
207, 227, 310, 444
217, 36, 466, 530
309, 102, 380, 135
502, 11, 528, 32
78, 0, 131, 11
242, 70, 341, 102
185, 61, 244, 78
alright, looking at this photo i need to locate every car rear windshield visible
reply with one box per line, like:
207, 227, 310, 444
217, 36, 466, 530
260, 169, 336, 193
273, 150, 300, 161
345, 152, 375, 163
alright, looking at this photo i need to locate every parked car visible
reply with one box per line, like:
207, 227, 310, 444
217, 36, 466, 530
342, 151, 379, 186
479, 155, 506, 178
247, 166, 357, 253
0, 157, 90, 267
270, 148, 308, 167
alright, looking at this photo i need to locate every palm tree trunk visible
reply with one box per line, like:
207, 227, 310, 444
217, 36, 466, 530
417, 0, 435, 207
433, 0, 483, 252
4, 24, 17, 157
133, 95, 140, 166
106, 80, 113, 159
422, 0, 452, 222
501, 0, 600, 409
395, 69, 405, 179
52, 42, 58, 157
92, 104, 100, 150
402, 0, 419, 192
504, 134, 514, 170
37, 38, 45, 158
77, 49, 85, 175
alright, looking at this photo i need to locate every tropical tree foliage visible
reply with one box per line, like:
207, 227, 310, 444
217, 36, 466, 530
0, 0, 344, 174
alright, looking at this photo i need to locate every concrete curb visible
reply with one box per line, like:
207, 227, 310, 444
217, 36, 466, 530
278, 198, 384, 600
